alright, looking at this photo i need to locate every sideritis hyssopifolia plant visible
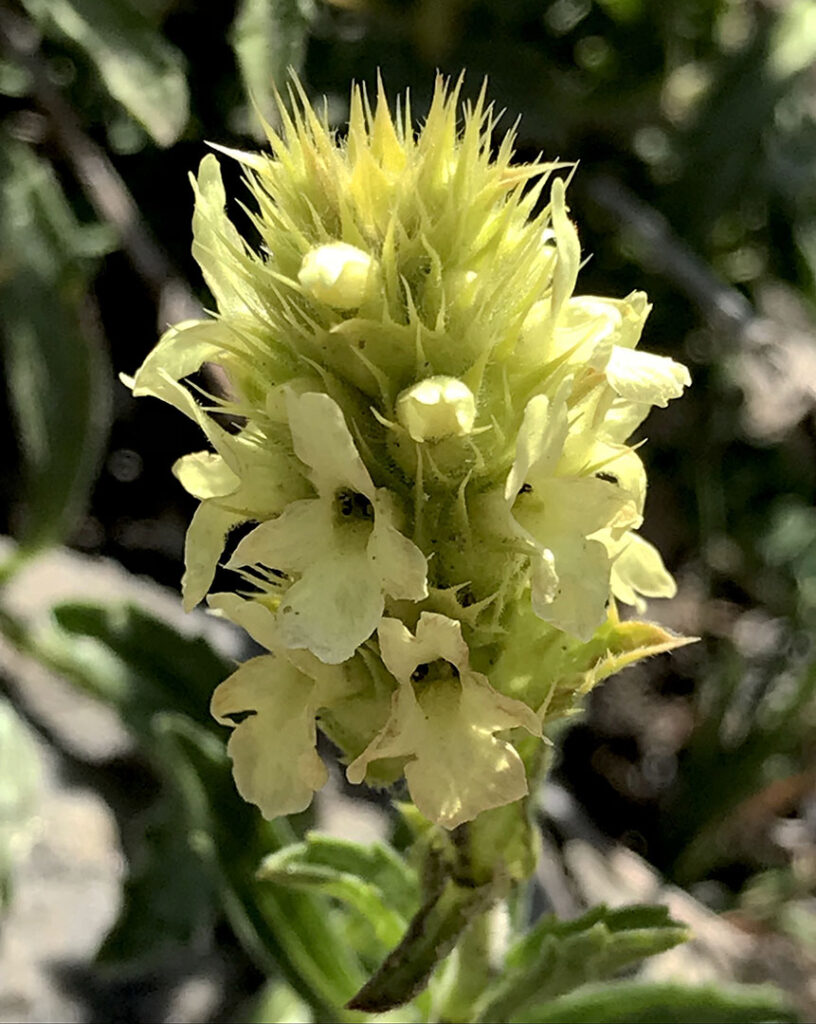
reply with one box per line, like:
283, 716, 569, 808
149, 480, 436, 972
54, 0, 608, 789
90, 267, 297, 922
127, 75, 691, 1016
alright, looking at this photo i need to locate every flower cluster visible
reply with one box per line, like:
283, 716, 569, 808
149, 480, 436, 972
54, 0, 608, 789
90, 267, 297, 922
129, 77, 689, 829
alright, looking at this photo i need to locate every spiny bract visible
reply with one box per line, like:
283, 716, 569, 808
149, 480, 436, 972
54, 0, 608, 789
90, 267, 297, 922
128, 75, 690, 830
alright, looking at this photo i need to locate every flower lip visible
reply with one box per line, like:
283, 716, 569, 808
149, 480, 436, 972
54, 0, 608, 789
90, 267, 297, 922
346, 613, 541, 829
225, 391, 428, 663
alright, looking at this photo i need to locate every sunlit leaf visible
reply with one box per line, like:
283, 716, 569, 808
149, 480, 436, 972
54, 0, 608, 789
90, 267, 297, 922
513, 980, 798, 1024
475, 905, 688, 1023
245, 979, 314, 1024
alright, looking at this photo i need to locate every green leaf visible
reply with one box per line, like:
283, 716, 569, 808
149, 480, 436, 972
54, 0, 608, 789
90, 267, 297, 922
0, 698, 42, 908
514, 980, 799, 1024
475, 905, 689, 1024
244, 979, 314, 1024
258, 834, 420, 950
0, 138, 113, 558
230, 0, 316, 136
96, 784, 217, 965
152, 713, 369, 1022
0, 597, 377, 1019
19, 0, 188, 146
49, 601, 232, 730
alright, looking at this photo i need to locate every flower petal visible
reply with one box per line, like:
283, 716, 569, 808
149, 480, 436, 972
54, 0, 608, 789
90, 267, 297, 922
368, 492, 428, 601
610, 532, 677, 610
276, 549, 384, 663
408, 676, 534, 827
377, 613, 470, 682
516, 476, 639, 543
505, 387, 570, 500
286, 390, 373, 497
531, 535, 610, 640
173, 451, 240, 500
349, 613, 540, 827
550, 177, 580, 325
131, 319, 225, 418
228, 500, 333, 575
192, 154, 261, 316
530, 547, 559, 606
211, 655, 328, 818
605, 347, 691, 408
347, 666, 537, 829
207, 593, 281, 650
182, 502, 243, 610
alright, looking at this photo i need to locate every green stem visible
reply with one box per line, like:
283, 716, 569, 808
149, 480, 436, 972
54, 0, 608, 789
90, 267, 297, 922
435, 907, 496, 1023
346, 875, 494, 1014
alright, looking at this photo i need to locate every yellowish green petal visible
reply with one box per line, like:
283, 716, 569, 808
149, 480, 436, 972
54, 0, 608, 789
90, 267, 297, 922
347, 614, 540, 828
531, 535, 611, 640
609, 532, 677, 611
173, 451, 239, 500
276, 549, 386, 664
207, 593, 281, 651
228, 500, 334, 575
182, 503, 243, 611
395, 376, 477, 442
368, 494, 429, 601
505, 388, 570, 500
298, 242, 377, 309
550, 177, 580, 325
130, 319, 225, 420
605, 347, 691, 408
286, 390, 374, 497
211, 654, 349, 819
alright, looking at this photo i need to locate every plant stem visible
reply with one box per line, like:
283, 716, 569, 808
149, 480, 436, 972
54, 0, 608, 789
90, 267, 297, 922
435, 907, 496, 1023
346, 874, 494, 1014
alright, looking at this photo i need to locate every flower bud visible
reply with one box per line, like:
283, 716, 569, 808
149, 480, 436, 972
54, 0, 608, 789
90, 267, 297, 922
396, 376, 477, 442
298, 242, 375, 309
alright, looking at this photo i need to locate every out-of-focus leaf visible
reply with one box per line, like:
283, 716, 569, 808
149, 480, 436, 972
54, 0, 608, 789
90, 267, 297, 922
1, 600, 229, 964
0, 697, 41, 908
96, 784, 217, 965
19, 0, 188, 146
475, 905, 688, 1024
49, 601, 231, 728
258, 834, 419, 950
0, 58, 31, 97
153, 713, 370, 1022
245, 979, 314, 1024
513, 980, 799, 1024
669, 656, 816, 884
670, 33, 781, 241
6, 601, 370, 1015
230, 0, 316, 136
593, 0, 644, 23
769, 0, 816, 81
0, 138, 113, 560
